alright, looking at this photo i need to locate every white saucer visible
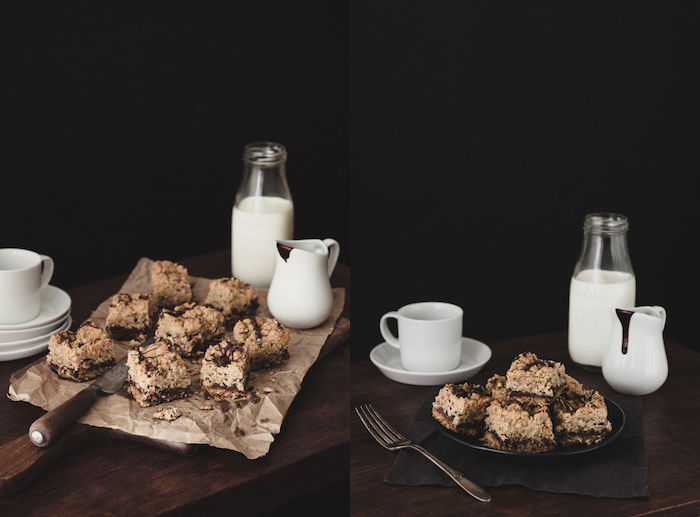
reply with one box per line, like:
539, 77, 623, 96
0, 311, 71, 342
0, 286, 71, 331
369, 337, 492, 386
0, 316, 71, 351
0, 338, 53, 361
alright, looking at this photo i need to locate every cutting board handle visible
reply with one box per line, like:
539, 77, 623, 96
0, 426, 106, 496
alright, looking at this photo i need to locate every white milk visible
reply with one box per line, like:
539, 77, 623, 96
568, 269, 636, 367
231, 196, 293, 288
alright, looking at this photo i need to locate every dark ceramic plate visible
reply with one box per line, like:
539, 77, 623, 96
435, 398, 625, 460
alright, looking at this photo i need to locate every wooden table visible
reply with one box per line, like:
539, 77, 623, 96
351, 332, 700, 516
0, 251, 350, 516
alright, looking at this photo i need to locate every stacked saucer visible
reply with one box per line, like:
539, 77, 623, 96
0, 286, 72, 361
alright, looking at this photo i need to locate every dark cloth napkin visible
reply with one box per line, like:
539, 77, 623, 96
384, 391, 649, 498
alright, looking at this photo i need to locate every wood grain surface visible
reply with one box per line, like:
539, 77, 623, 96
0, 251, 350, 516
351, 333, 700, 516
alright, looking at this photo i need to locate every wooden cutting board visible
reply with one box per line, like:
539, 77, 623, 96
0, 315, 349, 496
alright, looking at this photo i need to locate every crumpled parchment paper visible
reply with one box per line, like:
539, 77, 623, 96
8, 257, 345, 459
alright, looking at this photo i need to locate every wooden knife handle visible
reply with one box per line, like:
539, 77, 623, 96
28, 384, 101, 448
0, 426, 108, 496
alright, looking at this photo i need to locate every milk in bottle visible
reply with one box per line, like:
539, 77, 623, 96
231, 143, 293, 288
569, 269, 635, 366
568, 213, 635, 368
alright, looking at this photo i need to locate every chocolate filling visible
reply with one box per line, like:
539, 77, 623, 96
508, 388, 561, 401
128, 382, 191, 404
522, 358, 558, 371
557, 428, 610, 438
450, 384, 487, 398
48, 359, 115, 381
484, 431, 556, 451
161, 302, 197, 318
107, 324, 150, 340
221, 302, 259, 329
205, 342, 246, 366
552, 395, 590, 413
433, 407, 483, 435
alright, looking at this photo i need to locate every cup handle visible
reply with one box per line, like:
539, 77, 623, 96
39, 255, 54, 288
379, 311, 400, 349
322, 239, 340, 277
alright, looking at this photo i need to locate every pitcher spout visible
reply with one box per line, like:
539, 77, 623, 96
276, 242, 294, 262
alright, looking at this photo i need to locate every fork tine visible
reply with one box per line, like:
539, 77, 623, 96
367, 404, 405, 442
355, 406, 391, 449
358, 405, 397, 445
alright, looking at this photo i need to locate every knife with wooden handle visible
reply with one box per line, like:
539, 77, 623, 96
28, 338, 153, 447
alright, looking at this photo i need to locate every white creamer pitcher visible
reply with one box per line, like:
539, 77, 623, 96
267, 238, 340, 329
602, 306, 668, 395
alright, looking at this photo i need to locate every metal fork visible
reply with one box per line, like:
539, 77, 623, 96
355, 403, 491, 503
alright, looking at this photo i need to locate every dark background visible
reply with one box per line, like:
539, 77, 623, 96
4, 2, 349, 515
4, 2, 350, 289
351, 2, 699, 359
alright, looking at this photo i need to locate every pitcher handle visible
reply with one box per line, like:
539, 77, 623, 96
322, 239, 340, 277
653, 306, 667, 330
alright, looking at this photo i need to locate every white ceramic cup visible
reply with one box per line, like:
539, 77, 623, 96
0, 249, 54, 324
379, 302, 462, 372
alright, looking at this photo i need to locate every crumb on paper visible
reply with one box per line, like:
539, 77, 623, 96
271, 377, 277, 383
263, 387, 273, 393
194, 399, 215, 410
153, 407, 183, 421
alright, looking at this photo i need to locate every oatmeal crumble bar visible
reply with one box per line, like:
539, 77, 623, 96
432, 353, 613, 453
151, 260, 192, 308
482, 399, 556, 453
105, 293, 158, 341
126, 339, 191, 407
485, 374, 508, 402
551, 374, 612, 446
505, 352, 566, 404
233, 316, 290, 369
432, 383, 491, 437
47, 321, 115, 382
200, 340, 250, 398
154, 302, 225, 358
203, 277, 258, 326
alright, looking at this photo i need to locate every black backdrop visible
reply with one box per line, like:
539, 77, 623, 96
4, 2, 349, 289
351, 2, 699, 359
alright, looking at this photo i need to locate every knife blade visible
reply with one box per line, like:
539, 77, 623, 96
28, 336, 154, 448
91, 356, 129, 393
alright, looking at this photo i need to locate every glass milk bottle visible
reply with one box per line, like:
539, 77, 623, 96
231, 142, 293, 288
568, 213, 635, 369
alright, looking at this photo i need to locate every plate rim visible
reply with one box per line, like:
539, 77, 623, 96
433, 397, 626, 458
0, 312, 71, 341
0, 316, 72, 351
0, 339, 51, 360
370, 337, 492, 377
